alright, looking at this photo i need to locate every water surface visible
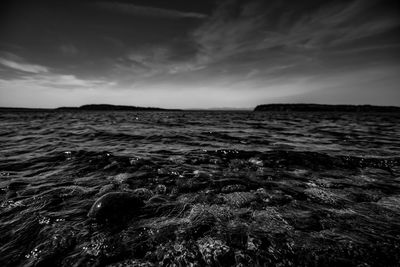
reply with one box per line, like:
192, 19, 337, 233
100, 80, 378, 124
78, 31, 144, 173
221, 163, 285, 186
1, 111, 400, 266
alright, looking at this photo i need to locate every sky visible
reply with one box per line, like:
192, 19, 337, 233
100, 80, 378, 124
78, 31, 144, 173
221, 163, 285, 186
0, 0, 399, 109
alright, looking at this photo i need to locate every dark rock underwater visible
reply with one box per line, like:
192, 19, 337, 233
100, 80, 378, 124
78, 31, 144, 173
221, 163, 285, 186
1, 110, 400, 266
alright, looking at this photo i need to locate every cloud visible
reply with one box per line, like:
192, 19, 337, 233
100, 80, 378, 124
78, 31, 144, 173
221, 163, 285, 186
287, 0, 400, 48
192, 0, 400, 66
0, 52, 114, 91
37, 74, 113, 89
0, 73, 115, 92
0, 52, 110, 89
110, 43, 206, 84
95, 2, 207, 19
0, 57, 48, 73
60, 44, 78, 55
128, 46, 170, 65
167, 63, 205, 74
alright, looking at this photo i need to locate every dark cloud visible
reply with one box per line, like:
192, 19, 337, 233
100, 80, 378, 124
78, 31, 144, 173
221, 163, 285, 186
94, 2, 208, 19
193, 0, 400, 65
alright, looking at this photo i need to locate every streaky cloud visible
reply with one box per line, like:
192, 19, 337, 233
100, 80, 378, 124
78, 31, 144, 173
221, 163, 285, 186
0, 57, 48, 74
193, 0, 400, 65
95, 2, 208, 19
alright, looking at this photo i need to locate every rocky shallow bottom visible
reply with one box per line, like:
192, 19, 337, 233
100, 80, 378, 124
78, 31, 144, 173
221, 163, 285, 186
1, 149, 400, 267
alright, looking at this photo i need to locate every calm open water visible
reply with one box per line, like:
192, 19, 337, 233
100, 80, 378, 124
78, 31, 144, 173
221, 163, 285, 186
1, 110, 400, 266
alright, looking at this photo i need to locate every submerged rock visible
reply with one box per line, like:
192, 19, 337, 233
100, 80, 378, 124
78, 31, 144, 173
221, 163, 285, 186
132, 188, 153, 201
304, 188, 348, 205
185, 207, 216, 239
96, 184, 115, 197
155, 184, 167, 195
197, 237, 234, 266
110, 173, 132, 184
221, 184, 247, 193
88, 192, 144, 223
147, 194, 168, 204
221, 192, 258, 207
187, 204, 234, 225
251, 208, 293, 234
155, 240, 200, 266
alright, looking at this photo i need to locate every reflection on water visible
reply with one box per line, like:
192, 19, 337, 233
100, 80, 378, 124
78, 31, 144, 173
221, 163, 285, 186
1, 111, 400, 266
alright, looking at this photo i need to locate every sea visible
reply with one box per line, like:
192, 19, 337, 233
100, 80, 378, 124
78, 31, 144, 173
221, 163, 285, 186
0, 110, 400, 266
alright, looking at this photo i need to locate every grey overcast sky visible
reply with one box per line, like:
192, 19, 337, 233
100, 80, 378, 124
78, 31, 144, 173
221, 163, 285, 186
0, 0, 399, 108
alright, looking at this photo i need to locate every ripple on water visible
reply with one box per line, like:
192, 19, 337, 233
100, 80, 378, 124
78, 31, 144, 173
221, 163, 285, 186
1, 111, 400, 266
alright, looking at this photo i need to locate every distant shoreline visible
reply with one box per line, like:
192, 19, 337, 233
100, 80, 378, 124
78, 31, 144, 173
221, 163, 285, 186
0, 104, 180, 112
0, 103, 400, 112
254, 104, 400, 113
57, 104, 180, 111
